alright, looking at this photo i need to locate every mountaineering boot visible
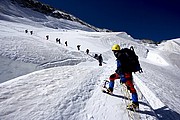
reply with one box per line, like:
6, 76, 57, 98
107, 88, 113, 94
127, 102, 139, 110
102, 87, 113, 94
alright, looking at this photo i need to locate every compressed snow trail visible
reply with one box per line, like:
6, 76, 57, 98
82, 64, 157, 120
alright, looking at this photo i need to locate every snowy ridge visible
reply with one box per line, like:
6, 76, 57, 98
133, 75, 165, 110
146, 50, 169, 66
0, 0, 96, 31
159, 38, 180, 53
0, 0, 180, 119
133, 74, 180, 120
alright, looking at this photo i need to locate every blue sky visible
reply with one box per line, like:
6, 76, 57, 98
37, 0, 180, 42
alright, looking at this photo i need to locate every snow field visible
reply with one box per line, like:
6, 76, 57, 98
0, 0, 180, 119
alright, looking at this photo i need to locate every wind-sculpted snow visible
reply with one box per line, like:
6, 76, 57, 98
146, 51, 169, 66
0, 65, 159, 120
159, 38, 180, 53
0, 56, 38, 83
0, 66, 103, 120
38, 58, 85, 68
157, 39, 180, 68
0, 0, 180, 119
0, 36, 79, 64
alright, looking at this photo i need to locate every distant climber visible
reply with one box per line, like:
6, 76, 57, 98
46, 35, 49, 40
77, 45, 81, 51
56, 38, 61, 44
146, 49, 149, 58
98, 54, 103, 66
56, 38, 58, 42
30, 31, 33, 35
65, 41, 68, 46
94, 54, 98, 60
25, 29, 28, 33
86, 49, 89, 54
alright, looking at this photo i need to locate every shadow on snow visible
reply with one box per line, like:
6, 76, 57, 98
110, 94, 180, 120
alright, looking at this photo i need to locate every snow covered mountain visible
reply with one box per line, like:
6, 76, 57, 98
0, 0, 110, 32
0, 0, 180, 120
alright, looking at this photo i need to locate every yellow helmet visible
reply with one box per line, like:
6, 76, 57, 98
112, 44, 120, 51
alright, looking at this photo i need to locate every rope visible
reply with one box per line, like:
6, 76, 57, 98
103, 79, 141, 120
121, 83, 135, 120
121, 83, 141, 120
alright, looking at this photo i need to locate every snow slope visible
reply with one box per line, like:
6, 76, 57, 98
0, 0, 180, 120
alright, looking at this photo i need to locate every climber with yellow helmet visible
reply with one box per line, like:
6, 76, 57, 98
106, 44, 140, 110
112, 44, 120, 50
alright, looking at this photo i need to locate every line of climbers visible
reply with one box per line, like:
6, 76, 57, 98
25, 29, 33, 35
24, 29, 103, 66
25, 28, 141, 109
94, 54, 103, 66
